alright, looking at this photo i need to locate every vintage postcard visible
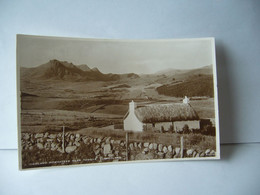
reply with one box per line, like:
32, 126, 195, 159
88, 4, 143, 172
17, 35, 220, 169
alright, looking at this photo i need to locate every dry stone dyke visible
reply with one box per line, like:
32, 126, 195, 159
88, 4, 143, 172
65, 146, 77, 153
144, 142, 149, 148
103, 144, 112, 156
21, 132, 216, 163
163, 146, 168, 154
205, 149, 211, 155
153, 143, 158, 150
187, 149, 194, 156
158, 144, 163, 152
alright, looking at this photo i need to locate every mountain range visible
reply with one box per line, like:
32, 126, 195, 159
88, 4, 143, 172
20, 59, 213, 83
20, 59, 139, 81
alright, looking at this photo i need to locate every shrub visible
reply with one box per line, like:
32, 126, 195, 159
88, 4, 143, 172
182, 124, 190, 134
168, 125, 174, 133
191, 128, 200, 134
201, 125, 215, 136
188, 134, 203, 146
161, 126, 165, 133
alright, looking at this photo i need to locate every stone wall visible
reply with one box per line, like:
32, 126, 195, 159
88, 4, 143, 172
21, 132, 216, 167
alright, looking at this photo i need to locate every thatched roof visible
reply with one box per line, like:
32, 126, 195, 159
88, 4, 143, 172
135, 103, 199, 123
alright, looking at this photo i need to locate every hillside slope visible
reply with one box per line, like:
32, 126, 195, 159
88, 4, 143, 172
156, 74, 214, 97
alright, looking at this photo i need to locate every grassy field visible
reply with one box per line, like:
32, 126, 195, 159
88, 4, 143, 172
21, 91, 215, 137
189, 98, 215, 119
21, 96, 215, 135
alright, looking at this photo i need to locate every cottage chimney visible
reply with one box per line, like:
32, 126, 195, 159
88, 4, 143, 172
183, 96, 190, 104
129, 100, 135, 113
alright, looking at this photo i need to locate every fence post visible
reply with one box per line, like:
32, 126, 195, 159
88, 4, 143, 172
180, 136, 184, 158
62, 125, 65, 153
125, 132, 129, 161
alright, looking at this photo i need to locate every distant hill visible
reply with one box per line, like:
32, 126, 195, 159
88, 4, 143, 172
119, 73, 140, 80
156, 68, 187, 76
156, 74, 214, 97
77, 64, 91, 71
151, 65, 213, 86
21, 60, 120, 81
77, 64, 101, 73
156, 65, 213, 80
91, 67, 100, 72
182, 65, 213, 76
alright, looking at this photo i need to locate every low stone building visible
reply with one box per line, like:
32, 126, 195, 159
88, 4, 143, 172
123, 99, 200, 132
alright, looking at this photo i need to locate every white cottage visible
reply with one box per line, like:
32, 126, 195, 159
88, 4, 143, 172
123, 99, 200, 132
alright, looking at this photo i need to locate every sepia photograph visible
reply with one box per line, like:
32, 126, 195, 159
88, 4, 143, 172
17, 35, 220, 169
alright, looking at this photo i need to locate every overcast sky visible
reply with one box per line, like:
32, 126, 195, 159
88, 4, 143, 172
17, 35, 214, 74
